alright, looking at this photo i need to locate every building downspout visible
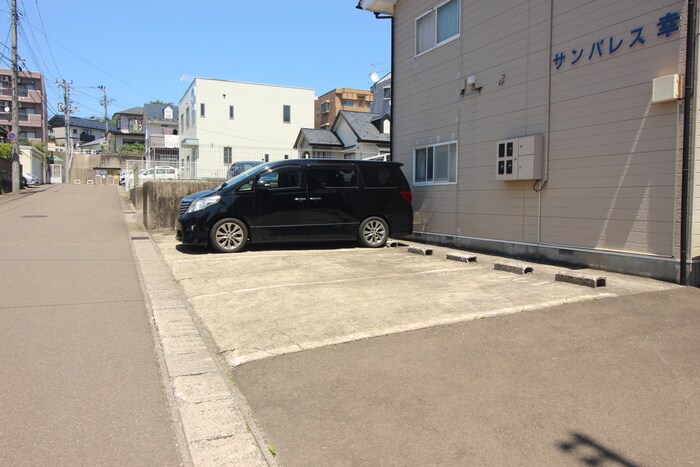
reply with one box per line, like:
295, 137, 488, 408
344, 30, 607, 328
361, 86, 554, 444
390, 13, 395, 162
681, 0, 696, 285
537, 0, 554, 244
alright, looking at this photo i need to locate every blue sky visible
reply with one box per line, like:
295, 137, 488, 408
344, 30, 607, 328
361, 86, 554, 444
2, 0, 391, 119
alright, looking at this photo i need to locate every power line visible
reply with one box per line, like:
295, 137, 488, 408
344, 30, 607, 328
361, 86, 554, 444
32, 0, 62, 80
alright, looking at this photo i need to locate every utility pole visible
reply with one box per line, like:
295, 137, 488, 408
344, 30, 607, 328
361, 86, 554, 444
57, 80, 76, 182
10, 0, 20, 194
97, 85, 114, 150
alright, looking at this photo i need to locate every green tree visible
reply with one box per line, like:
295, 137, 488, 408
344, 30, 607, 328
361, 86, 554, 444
118, 142, 145, 154
0, 142, 11, 159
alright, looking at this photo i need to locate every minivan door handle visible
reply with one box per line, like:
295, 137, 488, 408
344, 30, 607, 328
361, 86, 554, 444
294, 197, 307, 202
309, 197, 322, 201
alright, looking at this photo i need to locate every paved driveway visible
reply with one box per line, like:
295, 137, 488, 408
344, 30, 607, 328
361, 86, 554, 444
150, 234, 675, 368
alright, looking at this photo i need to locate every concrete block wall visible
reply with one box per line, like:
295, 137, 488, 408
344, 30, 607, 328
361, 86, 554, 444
141, 180, 221, 230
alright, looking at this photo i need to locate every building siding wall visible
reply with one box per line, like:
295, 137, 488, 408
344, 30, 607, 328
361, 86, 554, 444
394, 0, 688, 264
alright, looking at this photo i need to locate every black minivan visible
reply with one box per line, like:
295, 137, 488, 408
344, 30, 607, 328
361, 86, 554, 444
176, 159, 413, 252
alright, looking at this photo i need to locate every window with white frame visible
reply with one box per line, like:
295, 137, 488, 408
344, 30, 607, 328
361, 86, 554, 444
414, 141, 457, 185
415, 0, 460, 56
283, 105, 291, 123
229, 105, 234, 120
223, 146, 232, 164
200, 103, 205, 118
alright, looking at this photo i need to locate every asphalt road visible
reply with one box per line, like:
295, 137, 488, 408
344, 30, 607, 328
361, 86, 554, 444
0, 185, 181, 466
234, 287, 700, 466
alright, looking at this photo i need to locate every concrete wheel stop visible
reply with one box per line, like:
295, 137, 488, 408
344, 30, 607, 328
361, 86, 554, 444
494, 261, 534, 275
555, 272, 607, 288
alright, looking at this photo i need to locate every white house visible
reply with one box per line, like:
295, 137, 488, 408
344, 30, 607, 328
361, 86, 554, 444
294, 110, 391, 159
178, 78, 315, 178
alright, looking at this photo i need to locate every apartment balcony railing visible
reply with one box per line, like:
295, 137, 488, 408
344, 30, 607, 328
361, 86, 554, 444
0, 113, 42, 126
0, 88, 44, 104
17, 113, 43, 126
149, 134, 179, 149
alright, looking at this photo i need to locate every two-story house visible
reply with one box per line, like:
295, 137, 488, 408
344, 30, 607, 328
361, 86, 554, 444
110, 107, 145, 152
370, 73, 392, 116
295, 110, 390, 159
48, 115, 116, 150
178, 78, 314, 178
359, 0, 700, 285
144, 103, 179, 164
0, 68, 47, 146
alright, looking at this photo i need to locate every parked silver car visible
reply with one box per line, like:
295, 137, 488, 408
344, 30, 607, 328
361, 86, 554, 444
22, 173, 39, 187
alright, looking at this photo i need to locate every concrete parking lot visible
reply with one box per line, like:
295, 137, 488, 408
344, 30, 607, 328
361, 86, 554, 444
150, 234, 676, 368
147, 232, 699, 466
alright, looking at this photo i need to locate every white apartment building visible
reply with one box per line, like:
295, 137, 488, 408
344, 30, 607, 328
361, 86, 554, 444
178, 78, 315, 178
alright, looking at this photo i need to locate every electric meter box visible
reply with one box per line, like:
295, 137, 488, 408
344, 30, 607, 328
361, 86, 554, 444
496, 135, 543, 181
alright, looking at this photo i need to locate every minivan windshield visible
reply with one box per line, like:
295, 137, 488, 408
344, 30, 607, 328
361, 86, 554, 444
220, 163, 270, 189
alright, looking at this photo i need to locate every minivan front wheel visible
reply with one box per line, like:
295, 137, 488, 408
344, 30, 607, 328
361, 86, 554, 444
210, 218, 248, 253
359, 216, 389, 248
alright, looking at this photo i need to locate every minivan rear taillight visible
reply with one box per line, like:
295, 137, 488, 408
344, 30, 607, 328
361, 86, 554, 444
400, 191, 412, 205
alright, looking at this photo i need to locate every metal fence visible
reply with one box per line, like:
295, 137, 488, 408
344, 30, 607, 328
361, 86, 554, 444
0, 157, 12, 193
121, 145, 389, 190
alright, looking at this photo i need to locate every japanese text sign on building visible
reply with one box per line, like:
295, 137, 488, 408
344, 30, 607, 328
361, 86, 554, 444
552, 11, 681, 70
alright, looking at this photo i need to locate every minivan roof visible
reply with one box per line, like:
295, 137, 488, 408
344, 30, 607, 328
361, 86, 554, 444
261, 158, 403, 168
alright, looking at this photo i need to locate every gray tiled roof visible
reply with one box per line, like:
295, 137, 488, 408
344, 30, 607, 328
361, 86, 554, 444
144, 103, 178, 121
335, 111, 390, 143
299, 128, 342, 146
115, 106, 144, 116
48, 115, 117, 132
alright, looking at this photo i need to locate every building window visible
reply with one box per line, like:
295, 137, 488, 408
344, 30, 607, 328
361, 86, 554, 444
383, 86, 392, 99
180, 114, 184, 131
414, 141, 457, 185
164, 106, 173, 120
229, 105, 235, 120
283, 105, 291, 123
342, 100, 354, 107
200, 103, 205, 118
185, 107, 190, 128
223, 146, 232, 164
320, 102, 329, 113
191, 106, 196, 125
416, 0, 460, 56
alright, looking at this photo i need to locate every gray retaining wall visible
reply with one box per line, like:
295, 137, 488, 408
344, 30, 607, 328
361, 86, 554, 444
141, 180, 221, 230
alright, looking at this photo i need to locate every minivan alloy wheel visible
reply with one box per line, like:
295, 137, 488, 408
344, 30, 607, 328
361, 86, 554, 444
210, 218, 248, 253
359, 216, 388, 248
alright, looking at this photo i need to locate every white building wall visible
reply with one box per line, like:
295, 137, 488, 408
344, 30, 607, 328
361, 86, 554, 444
178, 78, 314, 178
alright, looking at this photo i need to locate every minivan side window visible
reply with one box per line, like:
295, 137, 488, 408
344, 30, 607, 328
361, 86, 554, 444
307, 167, 358, 188
256, 167, 303, 189
359, 165, 403, 188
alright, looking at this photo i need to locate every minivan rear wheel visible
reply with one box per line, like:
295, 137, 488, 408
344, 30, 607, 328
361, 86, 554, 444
359, 216, 388, 248
210, 218, 248, 253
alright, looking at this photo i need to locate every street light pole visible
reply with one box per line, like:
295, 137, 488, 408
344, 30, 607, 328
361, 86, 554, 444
11, 0, 20, 194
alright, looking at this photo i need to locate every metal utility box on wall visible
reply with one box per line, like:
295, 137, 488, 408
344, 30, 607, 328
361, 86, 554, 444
496, 135, 543, 180
652, 74, 680, 103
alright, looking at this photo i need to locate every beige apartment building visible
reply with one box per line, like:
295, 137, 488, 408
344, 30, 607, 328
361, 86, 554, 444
0, 68, 47, 146
360, 0, 700, 285
315, 88, 373, 129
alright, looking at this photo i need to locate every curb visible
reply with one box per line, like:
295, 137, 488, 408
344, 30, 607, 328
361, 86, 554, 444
122, 192, 275, 466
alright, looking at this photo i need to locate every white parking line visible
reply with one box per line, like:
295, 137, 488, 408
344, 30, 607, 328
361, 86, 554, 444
230, 268, 464, 294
